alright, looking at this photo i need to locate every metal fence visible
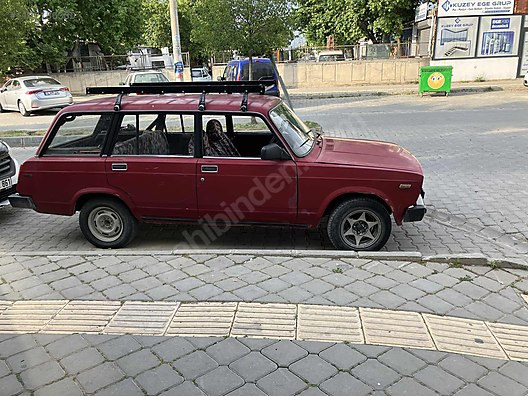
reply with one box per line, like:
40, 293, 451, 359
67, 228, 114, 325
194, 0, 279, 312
211, 42, 430, 65
56, 53, 191, 73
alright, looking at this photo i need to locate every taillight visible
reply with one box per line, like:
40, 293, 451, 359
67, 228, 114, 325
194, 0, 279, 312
60, 87, 69, 92
26, 90, 42, 95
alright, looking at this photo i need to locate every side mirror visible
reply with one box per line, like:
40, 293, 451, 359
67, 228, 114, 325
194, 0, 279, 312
261, 143, 290, 161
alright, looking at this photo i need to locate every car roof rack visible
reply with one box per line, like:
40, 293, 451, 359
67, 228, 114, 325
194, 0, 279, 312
86, 82, 267, 112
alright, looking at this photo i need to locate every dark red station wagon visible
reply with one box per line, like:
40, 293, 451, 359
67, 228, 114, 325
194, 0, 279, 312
10, 82, 426, 250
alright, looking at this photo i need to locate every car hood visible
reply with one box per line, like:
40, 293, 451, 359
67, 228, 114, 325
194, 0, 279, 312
317, 137, 423, 174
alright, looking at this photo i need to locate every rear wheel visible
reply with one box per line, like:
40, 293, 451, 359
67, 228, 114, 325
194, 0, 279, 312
18, 101, 30, 117
327, 198, 391, 251
79, 198, 137, 248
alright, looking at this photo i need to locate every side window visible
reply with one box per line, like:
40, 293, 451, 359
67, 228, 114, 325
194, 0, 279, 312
43, 113, 113, 156
111, 113, 193, 156
12, 80, 20, 89
201, 114, 274, 158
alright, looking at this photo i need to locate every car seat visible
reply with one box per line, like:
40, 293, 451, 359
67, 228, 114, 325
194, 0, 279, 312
205, 119, 240, 157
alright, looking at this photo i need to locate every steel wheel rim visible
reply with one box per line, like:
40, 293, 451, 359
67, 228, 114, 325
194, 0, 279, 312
340, 209, 382, 250
87, 206, 123, 243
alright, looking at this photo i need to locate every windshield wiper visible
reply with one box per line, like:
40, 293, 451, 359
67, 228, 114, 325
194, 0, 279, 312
298, 137, 313, 149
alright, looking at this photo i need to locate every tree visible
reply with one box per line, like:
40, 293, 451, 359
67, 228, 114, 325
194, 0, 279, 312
191, 0, 293, 58
140, 0, 192, 52
0, 0, 31, 74
296, 0, 418, 45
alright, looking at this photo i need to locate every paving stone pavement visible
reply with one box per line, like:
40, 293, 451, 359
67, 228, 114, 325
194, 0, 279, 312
0, 207, 525, 260
1, 333, 528, 396
0, 253, 527, 394
0, 253, 527, 325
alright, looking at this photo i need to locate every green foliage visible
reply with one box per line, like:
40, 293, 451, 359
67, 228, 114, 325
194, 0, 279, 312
0, 0, 31, 74
191, 0, 293, 56
296, 0, 419, 45
3, 0, 143, 73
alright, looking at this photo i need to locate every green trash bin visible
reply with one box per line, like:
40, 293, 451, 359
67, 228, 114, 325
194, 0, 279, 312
419, 66, 452, 96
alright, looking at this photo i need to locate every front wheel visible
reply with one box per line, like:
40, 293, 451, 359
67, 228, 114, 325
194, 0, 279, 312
18, 101, 30, 117
79, 198, 137, 248
327, 198, 391, 251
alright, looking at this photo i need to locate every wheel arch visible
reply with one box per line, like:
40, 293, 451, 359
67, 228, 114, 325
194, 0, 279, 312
322, 192, 393, 220
75, 192, 138, 220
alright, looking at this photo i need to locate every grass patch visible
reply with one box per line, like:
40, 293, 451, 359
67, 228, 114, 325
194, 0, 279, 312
0, 130, 46, 137
332, 267, 343, 274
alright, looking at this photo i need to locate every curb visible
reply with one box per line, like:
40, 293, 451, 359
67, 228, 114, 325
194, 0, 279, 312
289, 85, 521, 100
1, 249, 526, 269
3, 136, 42, 148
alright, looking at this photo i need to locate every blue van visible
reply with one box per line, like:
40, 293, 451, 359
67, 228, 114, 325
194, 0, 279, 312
219, 58, 279, 96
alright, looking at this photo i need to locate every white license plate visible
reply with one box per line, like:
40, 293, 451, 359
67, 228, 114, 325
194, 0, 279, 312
0, 177, 12, 191
44, 91, 60, 96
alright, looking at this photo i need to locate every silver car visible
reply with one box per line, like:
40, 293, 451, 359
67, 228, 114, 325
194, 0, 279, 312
121, 71, 170, 86
0, 76, 73, 116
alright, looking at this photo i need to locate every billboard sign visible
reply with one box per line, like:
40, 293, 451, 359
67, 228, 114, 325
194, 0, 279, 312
438, 0, 514, 17
434, 16, 479, 59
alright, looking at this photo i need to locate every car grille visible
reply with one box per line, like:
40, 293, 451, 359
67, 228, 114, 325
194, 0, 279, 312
0, 155, 14, 179
0, 185, 16, 203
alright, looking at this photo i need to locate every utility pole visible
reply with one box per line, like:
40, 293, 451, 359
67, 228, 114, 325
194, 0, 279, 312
169, 0, 184, 81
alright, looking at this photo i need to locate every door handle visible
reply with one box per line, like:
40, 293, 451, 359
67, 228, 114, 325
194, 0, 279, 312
112, 163, 128, 171
201, 165, 218, 173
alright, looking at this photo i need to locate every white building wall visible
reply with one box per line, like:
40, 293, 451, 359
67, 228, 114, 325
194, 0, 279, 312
431, 57, 519, 81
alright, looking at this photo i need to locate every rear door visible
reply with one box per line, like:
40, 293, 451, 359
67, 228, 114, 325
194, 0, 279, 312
105, 112, 198, 220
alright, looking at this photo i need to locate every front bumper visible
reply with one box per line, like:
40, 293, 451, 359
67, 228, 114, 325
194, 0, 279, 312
8, 194, 36, 210
403, 190, 426, 222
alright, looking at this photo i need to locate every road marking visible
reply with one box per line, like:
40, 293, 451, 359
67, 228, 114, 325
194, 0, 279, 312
0, 300, 526, 361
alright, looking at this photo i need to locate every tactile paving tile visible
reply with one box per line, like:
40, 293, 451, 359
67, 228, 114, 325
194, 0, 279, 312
297, 304, 363, 343
0, 301, 14, 315
104, 301, 180, 335
423, 314, 507, 359
487, 322, 528, 361
231, 302, 296, 339
361, 308, 435, 350
0, 300, 68, 333
43, 301, 121, 334
166, 302, 237, 337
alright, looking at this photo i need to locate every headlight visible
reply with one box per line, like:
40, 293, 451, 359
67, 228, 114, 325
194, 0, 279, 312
0, 141, 9, 155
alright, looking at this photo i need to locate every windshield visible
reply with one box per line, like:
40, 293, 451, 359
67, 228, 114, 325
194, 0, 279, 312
24, 78, 61, 87
133, 73, 169, 83
270, 103, 315, 157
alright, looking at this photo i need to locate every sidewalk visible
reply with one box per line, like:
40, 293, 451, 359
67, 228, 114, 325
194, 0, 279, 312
287, 78, 526, 99
0, 251, 527, 395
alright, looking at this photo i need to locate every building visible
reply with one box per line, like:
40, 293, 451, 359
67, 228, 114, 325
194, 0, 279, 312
413, 0, 528, 80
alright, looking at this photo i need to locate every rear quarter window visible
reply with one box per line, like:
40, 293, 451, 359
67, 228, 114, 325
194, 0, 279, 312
43, 113, 113, 156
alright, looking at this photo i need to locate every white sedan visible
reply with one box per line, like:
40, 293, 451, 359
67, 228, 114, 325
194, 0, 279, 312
0, 76, 73, 116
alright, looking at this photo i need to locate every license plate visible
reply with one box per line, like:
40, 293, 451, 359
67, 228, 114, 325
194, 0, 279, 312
0, 177, 11, 191
44, 91, 60, 96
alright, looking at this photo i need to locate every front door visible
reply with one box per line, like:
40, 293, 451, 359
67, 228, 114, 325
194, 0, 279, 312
196, 114, 297, 226
106, 113, 198, 220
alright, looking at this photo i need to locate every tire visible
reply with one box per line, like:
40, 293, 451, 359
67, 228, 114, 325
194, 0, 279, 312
79, 198, 137, 248
18, 101, 30, 117
327, 198, 391, 251
0, 102, 4, 113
